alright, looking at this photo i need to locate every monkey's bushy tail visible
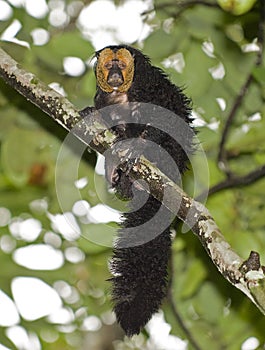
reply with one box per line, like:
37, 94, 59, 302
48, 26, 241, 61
110, 194, 172, 336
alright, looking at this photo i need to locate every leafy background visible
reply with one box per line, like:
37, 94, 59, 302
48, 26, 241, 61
0, 0, 265, 349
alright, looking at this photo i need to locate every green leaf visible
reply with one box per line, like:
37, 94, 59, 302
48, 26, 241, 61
181, 40, 214, 98
79, 223, 117, 251
193, 282, 225, 323
1, 127, 57, 187
30, 32, 94, 72
252, 66, 265, 86
180, 260, 207, 298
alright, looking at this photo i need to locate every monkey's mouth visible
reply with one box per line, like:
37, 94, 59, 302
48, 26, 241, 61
107, 71, 124, 88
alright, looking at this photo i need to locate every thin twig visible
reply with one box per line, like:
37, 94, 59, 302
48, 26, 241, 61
217, 75, 253, 175
218, 0, 265, 175
142, 0, 219, 16
197, 164, 265, 200
167, 256, 203, 350
256, 0, 265, 65
172, 0, 219, 18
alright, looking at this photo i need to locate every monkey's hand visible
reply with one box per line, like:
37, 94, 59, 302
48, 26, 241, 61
79, 106, 95, 118
106, 138, 146, 183
105, 138, 148, 200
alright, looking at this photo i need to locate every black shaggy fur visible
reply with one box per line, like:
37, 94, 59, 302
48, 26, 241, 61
81, 45, 194, 336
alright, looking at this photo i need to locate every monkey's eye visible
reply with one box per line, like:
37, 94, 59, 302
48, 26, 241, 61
104, 61, 113, 70
118, 61, 127, 70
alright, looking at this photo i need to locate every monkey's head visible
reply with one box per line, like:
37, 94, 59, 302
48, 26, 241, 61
95, 46, 135, 93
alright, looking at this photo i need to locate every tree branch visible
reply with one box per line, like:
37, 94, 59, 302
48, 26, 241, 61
1, 47, 265, 315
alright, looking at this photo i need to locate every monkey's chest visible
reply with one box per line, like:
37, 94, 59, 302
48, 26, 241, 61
106, 91, 129, 106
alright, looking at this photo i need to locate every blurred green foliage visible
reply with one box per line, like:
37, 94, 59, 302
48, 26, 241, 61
0, 0, 265, 349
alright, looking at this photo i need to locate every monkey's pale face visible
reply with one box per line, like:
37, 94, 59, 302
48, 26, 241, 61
95, 47, 134, 93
